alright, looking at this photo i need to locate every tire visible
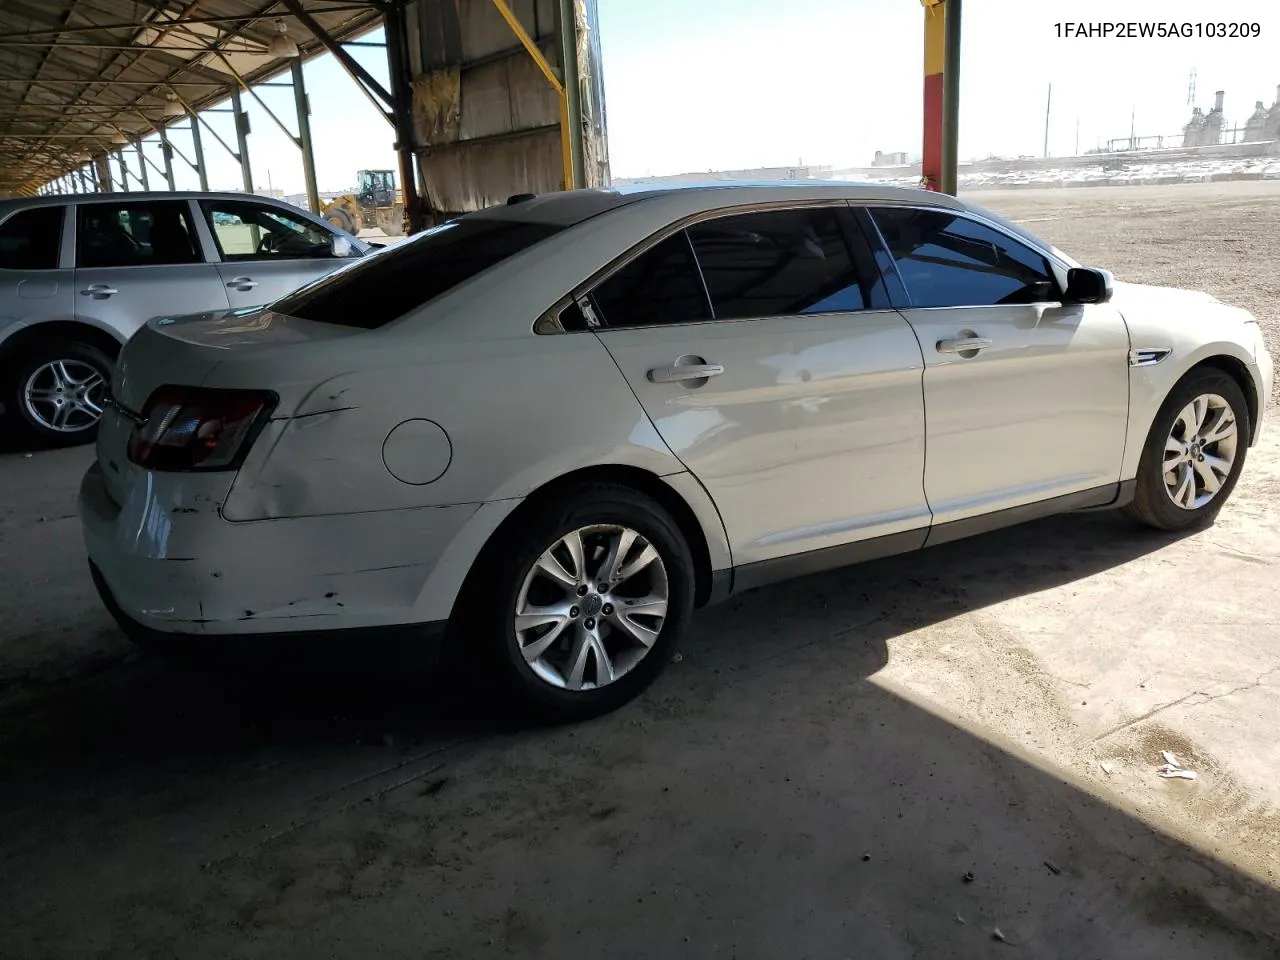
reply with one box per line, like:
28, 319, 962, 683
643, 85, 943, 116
326, 208, 356, 234
461, 483, 696, 723
1124, 367, 1251, 531
1, 339, 114, 449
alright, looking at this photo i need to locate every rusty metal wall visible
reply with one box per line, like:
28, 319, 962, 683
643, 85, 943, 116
403, 0, 606, 218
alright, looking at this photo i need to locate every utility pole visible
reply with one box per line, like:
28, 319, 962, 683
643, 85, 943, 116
1043, 83, 1052, 158
1129, 107, 1136, 151
1075, 116, 1080, 155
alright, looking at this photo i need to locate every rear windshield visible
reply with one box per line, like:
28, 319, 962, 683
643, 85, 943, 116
271, 217, 567, 329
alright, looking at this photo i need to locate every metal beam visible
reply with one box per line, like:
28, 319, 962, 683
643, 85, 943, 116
216, 53, 301, 146
231, 86, 254, 193
291, 59, 320, 214
281, 0, 394, 119
0, 7, 376, 40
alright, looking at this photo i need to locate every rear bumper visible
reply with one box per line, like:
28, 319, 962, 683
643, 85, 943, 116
79, 460, 481, 636
89, 558, 448, 653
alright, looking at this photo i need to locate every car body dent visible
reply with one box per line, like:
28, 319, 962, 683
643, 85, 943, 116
221, 330, 687, 520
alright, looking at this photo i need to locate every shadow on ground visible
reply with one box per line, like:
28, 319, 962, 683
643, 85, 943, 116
2, 509, 1279, 958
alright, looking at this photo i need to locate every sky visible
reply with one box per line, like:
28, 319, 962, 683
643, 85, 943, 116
139, 0, 1279, 196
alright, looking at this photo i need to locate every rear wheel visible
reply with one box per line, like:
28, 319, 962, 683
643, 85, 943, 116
2, 339, 113, 448
463, 484, 695, 722
1125, 368, 1250, 531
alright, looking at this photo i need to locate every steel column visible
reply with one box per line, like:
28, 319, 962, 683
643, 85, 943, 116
383, 2, 426, 231
290, 59, 321, 214
940, 0, 961, 195
921, 0, 945, 191
116, 151, 130, 192
134, 139, 151, 190
94, 155, 112, 192
189, 110, 210, 191
158, 126, 177, 190
230, 87, 253, 193
557, 0, 586, 189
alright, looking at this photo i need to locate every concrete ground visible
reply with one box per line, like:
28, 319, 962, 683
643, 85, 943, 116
2, 181, 1280, 958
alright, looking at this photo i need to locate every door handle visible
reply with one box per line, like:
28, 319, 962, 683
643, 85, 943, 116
936, 336, 993, 355
227, 276, 258, 291
80, 283, 117, 299
647, 362, 725, 384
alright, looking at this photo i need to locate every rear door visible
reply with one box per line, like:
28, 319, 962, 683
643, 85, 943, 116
197, 198, 357, 308
589, 204, 930, 570
72, 198, 228, 343
0, 204, 74, 343
866, 205, 1130, 529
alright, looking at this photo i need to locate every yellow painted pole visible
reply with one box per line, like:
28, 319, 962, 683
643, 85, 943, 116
490, 0, 575, 190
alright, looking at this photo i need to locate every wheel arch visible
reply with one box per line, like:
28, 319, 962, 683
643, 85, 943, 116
459, 464, 727, 614
0, 319, 124, 370
1123, 342, 1262, 480
1191, 354, 1260, 445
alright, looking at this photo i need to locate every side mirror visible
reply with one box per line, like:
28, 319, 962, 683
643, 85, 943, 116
329, 234, 353, 258
1063, 267, 1113, 305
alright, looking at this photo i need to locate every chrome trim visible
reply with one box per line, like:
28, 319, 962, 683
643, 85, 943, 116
1129, 347, 1172, 367
102, 392, 147, 426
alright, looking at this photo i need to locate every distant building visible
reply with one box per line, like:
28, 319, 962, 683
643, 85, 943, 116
872, 150, 910, 167
1243, 84, 1280, 142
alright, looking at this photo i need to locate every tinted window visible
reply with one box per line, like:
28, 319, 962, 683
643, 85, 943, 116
272, 217, 565, 329
871, 207, 1058, 308
0, 206, 63, 270
201, 200, 337, 261
76, 201, 200, 268
689, 207, 869, 318
591, 233, 710, 328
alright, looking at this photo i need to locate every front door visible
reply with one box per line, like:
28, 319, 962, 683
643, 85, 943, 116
867, 206, 1131, 528
589, 205, 930, 568
197, 199, 355, 308
72, 198, 228, 342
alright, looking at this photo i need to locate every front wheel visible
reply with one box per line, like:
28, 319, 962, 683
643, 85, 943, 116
1125, 368, 1250, 531
465, 484, 695, 722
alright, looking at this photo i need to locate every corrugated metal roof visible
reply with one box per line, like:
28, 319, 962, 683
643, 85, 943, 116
0, 0, 387, 194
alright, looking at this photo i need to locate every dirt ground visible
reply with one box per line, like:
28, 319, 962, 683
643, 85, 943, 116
2, 181, 1279, 959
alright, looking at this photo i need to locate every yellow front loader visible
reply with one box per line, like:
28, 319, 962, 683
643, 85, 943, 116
321, 170, 405, 237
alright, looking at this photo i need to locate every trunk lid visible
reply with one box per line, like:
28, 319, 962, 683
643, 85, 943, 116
97, 307, 368, 505
109, 306, 362, 411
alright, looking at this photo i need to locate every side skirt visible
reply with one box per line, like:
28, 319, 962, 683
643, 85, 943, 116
714, 481, 1133, 599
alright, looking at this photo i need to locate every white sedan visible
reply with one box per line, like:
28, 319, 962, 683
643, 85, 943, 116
79, 182, 1274, 721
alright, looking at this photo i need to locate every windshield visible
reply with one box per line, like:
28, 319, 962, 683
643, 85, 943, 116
271, 216, 568, 329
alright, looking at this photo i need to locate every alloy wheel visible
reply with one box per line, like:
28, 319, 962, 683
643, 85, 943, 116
514, 524, 669, 691
22, 359, 107, 433
1162, 392, 1238, 510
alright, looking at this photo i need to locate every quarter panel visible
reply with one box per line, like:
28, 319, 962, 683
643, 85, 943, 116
221, 329, 686, 520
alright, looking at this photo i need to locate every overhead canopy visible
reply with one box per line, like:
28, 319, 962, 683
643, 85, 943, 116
0, 0, 386, 195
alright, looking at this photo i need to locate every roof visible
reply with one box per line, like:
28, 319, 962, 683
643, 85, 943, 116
0, 1, 385, 196
474, 180, 967, 225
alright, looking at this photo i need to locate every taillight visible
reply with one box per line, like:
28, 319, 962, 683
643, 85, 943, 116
127, 386, 276, 472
